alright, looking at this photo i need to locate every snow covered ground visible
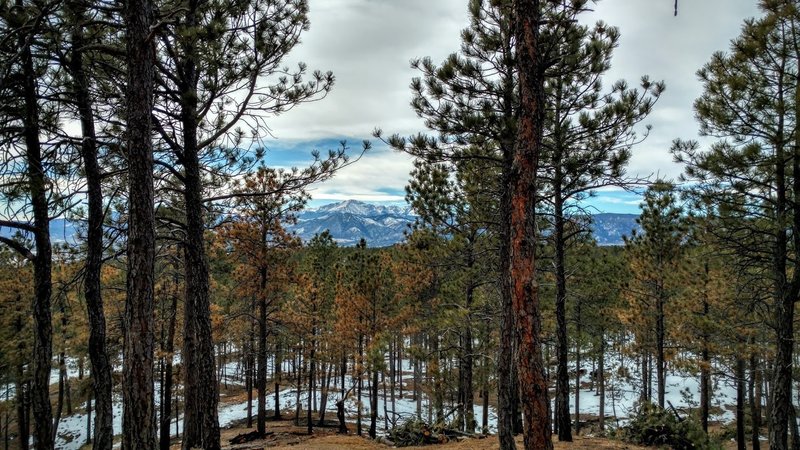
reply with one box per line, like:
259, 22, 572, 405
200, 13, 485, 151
568, 368, 737, 427
4, 350, 739, 449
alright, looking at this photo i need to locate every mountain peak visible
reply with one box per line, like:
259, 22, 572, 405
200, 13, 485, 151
292, 199, 416, 247
291, 200, 639, 247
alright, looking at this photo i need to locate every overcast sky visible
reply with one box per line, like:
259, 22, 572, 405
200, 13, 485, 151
260, 0, 761, 214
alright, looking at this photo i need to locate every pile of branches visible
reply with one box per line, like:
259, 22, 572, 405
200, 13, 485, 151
389, 417, 476, 447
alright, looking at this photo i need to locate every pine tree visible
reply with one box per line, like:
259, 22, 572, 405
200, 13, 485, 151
122, 0, 157, 445
224, 167, 305, 436
61, 3, 115, 445
540, 17, 662, 440
379, 1, 655, 443
149, 2, 359, 444
671, 3, 800, 447
510, 0, 552, 447
0, 3, 60, 446
622, 182, 687, 409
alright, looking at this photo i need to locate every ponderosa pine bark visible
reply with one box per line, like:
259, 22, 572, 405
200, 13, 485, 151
598, 331, 606, 434
751, 348, 761, 450
25, 60, 54, 450
275, 340, 283, 419
700, 276, 710, 434
122, 0, 157, 445
14, 320, 29, 450
736, 356, 746, 450
67, 4, 113, 446
554, 173, 571, 441
11, 2, 55, 446
510, 1, 551, 449
181, 97, 222, 450
498, 70, 518, 450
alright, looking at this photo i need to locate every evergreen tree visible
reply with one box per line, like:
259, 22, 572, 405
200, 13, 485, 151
510, 0, 552, 447
672, 3, 800, 447
622, 182, 687, 409
223, 167, 305, 436
61, 3, 116, 445
540, 17, 662, 440
122, 0, 157, 445
380, 0, 657, 443
150, 1, 358, 446
0, 3, 61, 446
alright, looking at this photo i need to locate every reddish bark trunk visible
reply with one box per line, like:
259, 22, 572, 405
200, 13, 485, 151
510, 1, 552, 449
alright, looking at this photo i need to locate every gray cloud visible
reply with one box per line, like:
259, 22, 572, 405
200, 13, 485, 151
262, 0, 762, 203
584, 0, 760, 180
268, 0, 468, 140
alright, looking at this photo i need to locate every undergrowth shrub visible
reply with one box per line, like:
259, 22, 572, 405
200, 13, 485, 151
621, 402, 721, 450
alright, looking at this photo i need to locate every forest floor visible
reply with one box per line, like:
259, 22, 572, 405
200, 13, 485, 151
206, 418, 758, 450
213, 420, 649, 450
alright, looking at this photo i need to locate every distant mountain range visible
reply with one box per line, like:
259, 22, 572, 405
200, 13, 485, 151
589, 213, 640, 246
288, 200, 640, 247
0, 220, 79, 244
0, 201, 640, 248
289, 200, 417, 247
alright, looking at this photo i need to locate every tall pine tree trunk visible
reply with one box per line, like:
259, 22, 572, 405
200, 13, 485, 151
510, 0, 551, 448
700, 264, 710, 434
122, 0, 157, 444
246, 326, 254, 427
17, 4, 53, 445
15, 372, 29, 450
737, 356, 746, 450
497, 23, 518, 446
369, 355, 378, 438
318, 362, 333, 426
656, 291, 665, 409
357, 334, 363, 436
598, 332, 606, 435
751, 349, 761, 450
180, 3, 220, 445
275, 339, 283, 419
307, 330, 316, 435
574, 321, 580, 436
68, 7, 114, 445
462, 243, 475, 432
159, 275, 179, 450
257, 266, 268, 436
769, 113, 791, 449
554, 144, 572, 442
498, 140, 517, 450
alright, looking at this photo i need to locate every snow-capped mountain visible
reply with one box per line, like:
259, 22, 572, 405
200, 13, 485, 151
0, 202, 639, 248
288, 200, 417, 247
302, 199, 415, 220
290, 200, 639, 247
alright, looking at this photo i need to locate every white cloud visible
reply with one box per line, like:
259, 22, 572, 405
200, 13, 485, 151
255, 0, 762, 210
593, 196, 641, 206
583, 0, 760, 181
305, 145, 413, 203
265, 0, 469, 140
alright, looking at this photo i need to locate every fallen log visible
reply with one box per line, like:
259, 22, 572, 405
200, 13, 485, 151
228, 430, 274, 444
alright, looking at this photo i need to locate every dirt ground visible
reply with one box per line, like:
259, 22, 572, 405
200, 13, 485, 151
215, 420, 649, 450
